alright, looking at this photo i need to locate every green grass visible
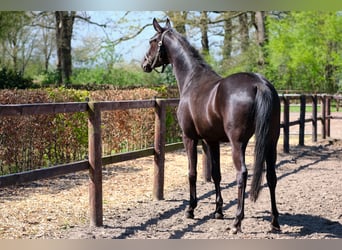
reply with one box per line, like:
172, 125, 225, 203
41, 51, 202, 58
283, 104, 340, 113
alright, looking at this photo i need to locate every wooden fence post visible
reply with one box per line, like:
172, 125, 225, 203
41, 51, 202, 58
326, 96, 331, 137
321, 95, 326, 139
312, 95, 317, 142
154, 98, 166, 200
88, 102, 103, 227
299, 95, 306, 146
283, 96, 290, 153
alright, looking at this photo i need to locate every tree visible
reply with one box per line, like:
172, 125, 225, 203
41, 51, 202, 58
199, 11, 210, 55
55, 11, 76, 85
266, 11, 342, 93
253, 11, 267, 66
208, 11, 264, 75
239, 12, 249, 53
165, 11, 188, 35
56, 11, 155, 86
0, 12, 27, 40
31, 12, 55, 72
0, 12, 37, 74
55, 11, 108, 85
222, 14, 233, 61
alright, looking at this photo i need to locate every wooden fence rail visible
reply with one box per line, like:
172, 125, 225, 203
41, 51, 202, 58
0, 94, 341, 227
280, 94, 342, 153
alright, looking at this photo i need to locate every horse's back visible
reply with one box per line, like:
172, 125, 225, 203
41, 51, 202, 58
220, 72, 265, 95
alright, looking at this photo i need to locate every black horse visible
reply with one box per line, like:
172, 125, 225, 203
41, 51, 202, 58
142, 18, 281, 234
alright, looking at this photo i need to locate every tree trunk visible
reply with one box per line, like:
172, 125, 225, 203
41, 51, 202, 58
10, 39, 18, 72
254, 11, 267, 46
199, 11, 209, 56
254, 11, 267, 66
55, 11, 75, 86
325, 41, 338, 92
239, 12, 249, 53
41, 15, 54, 72
222, 15, 233, 61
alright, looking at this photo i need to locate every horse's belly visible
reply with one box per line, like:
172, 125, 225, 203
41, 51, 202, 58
178, 100, 228, 142
196, 121, 229, 142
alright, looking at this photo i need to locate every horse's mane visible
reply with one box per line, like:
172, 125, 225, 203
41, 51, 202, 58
171, 29, 214, 71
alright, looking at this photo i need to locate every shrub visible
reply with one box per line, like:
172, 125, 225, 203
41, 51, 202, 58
71, 66, 162, 88
0, 87, 182, 175
0, 67, 36, 89
0, 88, 89, 174
40, 70, 61, 86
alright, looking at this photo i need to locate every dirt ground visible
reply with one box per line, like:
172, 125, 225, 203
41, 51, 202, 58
65, 140, 342, 239
0, 117, 341, 239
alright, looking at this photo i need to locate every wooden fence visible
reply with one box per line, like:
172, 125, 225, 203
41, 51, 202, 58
280, 94, 342, 153
0, 94, 341, 227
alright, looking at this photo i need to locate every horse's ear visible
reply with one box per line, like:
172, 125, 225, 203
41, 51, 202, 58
165, 18, 171, 29
153, 18, 162, 33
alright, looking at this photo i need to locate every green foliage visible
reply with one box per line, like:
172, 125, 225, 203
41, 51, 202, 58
71, 65, 163, 88
0, 11, 30, 40
265, 11, 342, 93
218, 42, 263, 76
0, 12, 35, 76
157, 65, 177, 85
39, 70, 62, 86
165, 106, 182, 143
0, 67, 36, 89
46, 86, 89, 102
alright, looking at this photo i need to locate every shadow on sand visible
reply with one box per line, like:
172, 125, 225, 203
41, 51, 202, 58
110, 142, 341, 239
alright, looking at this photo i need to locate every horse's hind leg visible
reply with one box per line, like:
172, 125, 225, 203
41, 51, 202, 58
183, 135, 199, 219
206, 141, 223, 219
230, 139, 248, 234
266, 144, 280, 231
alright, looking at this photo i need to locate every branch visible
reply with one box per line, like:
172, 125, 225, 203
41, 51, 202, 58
29, 11, 55, 29
106, 23, 152, 46
75, 14, 107, 28
209, 11, 247, 25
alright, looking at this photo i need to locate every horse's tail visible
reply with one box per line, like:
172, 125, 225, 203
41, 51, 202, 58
250, 77, 276, 202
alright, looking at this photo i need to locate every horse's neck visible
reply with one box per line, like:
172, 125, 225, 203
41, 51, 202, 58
167, 38, 221, 95
172, 57, 195, 93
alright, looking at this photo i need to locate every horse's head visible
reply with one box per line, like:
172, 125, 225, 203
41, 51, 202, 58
142, 18, 172, 73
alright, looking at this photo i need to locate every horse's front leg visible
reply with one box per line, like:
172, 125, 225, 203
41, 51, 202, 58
206, 141, 223, 219
183, 135, 198, 219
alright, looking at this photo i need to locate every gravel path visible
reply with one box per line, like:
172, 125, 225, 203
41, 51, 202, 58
63, 139, 342, 239
1, 129, 341, 239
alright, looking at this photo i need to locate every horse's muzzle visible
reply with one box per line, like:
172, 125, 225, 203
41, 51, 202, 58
142, 56, 153, 73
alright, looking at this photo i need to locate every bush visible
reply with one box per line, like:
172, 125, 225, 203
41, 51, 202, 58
0, 67, 36, 89
71, 66, 162, 88
0, 86, 183, 175
39, 70, 61, 86
0, 88, 89, 174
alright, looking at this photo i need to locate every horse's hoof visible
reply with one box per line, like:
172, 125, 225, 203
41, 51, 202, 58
270, 224, 281, 233
214, 212, 224, 220
185, 210, 194, 219
231, 226, 242, 234
271, 220, 281, 232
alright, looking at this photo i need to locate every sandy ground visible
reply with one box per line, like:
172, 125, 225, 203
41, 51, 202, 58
0, 113, 341, 239
0, 138, 341, 239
